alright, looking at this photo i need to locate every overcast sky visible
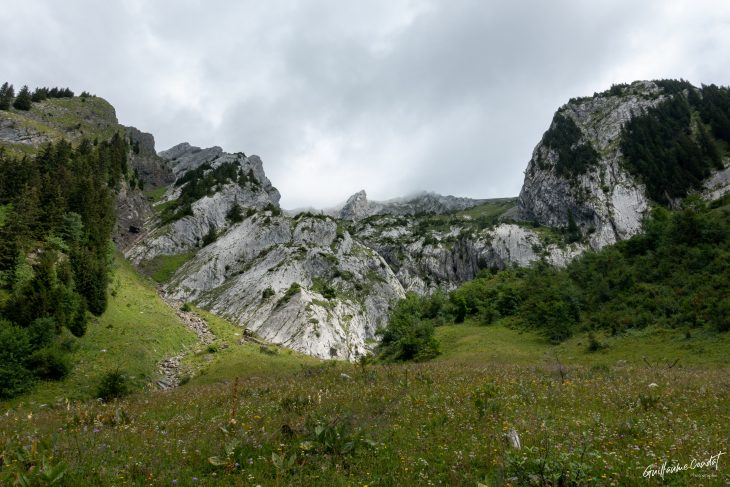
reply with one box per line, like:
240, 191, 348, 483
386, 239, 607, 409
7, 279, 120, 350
2, 1, 729, 208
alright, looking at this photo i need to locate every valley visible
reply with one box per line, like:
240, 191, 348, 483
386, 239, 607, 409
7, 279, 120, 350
1, 79, 729, 486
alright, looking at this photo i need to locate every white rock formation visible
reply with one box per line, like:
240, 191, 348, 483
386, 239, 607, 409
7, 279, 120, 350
518, 81, 665, 249
163, 214, 404, 360
322, 190, 488, 221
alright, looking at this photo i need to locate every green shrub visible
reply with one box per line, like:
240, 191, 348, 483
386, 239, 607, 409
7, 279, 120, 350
586, 333, 607, 353
261, 287, 275, 301
276, 283, 301, 308
181, 302, 192, 312
0, 320, 34, 398
377, 293, 440, 362
202, 226, 218, 246
96, 370, 130, 402
226, 202, 244, 224
27, 346, 71, 380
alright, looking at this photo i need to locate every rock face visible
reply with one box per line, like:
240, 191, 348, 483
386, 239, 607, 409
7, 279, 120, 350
0, 118, 52, 146
517, 81, 666, 249
113, 181, 153, 251
163, 213, 404, 360
159, 142, 225, 179
126, 126, 174, 189
127, 146, 404, 360
352, 214, 583, 294
325, 190, 487, 221
127, 146, 282, 263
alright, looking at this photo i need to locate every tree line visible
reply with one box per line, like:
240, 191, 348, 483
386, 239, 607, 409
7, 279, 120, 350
0, 133, 128, 398
0, 82, 78, 111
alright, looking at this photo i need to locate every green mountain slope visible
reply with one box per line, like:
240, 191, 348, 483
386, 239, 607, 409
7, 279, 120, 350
0, 96, 122, 156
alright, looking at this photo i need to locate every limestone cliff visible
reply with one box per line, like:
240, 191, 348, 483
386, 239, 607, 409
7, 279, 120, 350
517, 81, 666, 249
127, 145, 404, 360
325, 190, 487, 221
517, 80, 729, 249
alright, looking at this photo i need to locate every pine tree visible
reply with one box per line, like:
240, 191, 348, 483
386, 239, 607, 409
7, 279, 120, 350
12, 85, 32, 111
31, 87, 48, 102
0, 82, 14, 110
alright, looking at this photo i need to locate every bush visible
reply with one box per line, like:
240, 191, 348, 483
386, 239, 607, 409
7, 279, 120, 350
96, 370, 130, 402
202, 226, 218, 246
27, 346, 71, 380
181, 302, 192, 312
276, 283, 301, 308
226, 202, 244, 224
377, 293, 440, 362
261, 287, 275, 301
0, 321, 34, 398
586, 333, 607, 353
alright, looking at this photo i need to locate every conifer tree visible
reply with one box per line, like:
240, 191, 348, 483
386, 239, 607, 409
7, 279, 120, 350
12, 85, 32, 111
0, 82, 14, 110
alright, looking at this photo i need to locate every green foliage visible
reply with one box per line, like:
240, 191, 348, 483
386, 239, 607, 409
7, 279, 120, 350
202, 225, 218, 246
301, 415, 373, 457
653, 78, 695, 94
226, 201, 244, 224
96, 370, 130, 402
620, 93, 722, 204
586, 333, 607, 353
471, 382, 500, 418
693, 83, 730, 145
0, 134, 127, 399
140, 252, 194, 284
261, 287, 275, 301
26, 346, 72, 380
386, 195, 730, 342
377, 293, 440, 362
0, 82, 14, 110
276, 283, 301, 308
181, 302, 192, 312
311, 278, 336, 299
0, 437, 68, 486
264, 202, 282, 216
541, 112, 599, 177
0, 320, 34, 398
12, 85, 32, 111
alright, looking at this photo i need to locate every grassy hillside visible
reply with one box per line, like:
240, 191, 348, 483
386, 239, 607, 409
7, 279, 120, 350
1, 255, 198, 408
2, 315, 728, 486
0, 96, 122, 156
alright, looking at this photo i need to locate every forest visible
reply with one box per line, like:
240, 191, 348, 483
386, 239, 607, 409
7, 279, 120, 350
0, 134, 129, 398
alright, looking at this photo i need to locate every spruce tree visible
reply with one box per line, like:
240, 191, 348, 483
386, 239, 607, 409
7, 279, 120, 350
0, 82, 14, 110
12, 85, 32, 111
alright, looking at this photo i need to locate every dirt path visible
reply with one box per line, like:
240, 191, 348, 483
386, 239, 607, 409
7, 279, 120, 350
155, 292, 216, 390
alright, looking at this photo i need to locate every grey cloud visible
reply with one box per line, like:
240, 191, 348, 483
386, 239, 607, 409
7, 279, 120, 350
2, 1, 730, 208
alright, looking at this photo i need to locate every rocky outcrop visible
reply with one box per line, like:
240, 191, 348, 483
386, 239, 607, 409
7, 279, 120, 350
129, 80, 730, 362
0, 118, 52, 146
703, 164, 730, 201
127, 147, 282, 263
162, 213, 405, 360
126, 126, 174, 189
517, 81, 666, 249
352, 215, 583, 294
127, 147, 406, 360
159, 142, 225, 178
324, 190, 488, 221
113, 181, 153, 251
